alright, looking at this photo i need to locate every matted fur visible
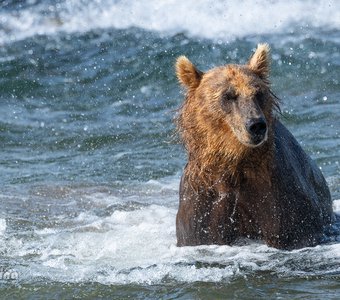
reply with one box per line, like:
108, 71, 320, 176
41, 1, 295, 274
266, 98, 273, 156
175, 44, 333, 249
175, 45, 279, 190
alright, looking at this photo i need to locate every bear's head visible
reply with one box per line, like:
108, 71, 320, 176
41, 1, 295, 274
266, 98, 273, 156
176, 44, 279, 183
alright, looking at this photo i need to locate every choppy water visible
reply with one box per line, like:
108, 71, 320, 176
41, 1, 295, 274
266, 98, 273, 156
0, 0, 339, 298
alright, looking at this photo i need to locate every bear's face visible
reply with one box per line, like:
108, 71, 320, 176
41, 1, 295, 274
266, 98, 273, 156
199, 65, 271, 147
176, 44, 275, 148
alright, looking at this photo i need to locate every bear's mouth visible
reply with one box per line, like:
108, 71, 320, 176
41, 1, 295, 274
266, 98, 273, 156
247, 130, 268, 147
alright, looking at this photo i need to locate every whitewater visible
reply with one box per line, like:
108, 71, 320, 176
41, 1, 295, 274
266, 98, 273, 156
0, 0, 340, 44
0, 0, 339, 298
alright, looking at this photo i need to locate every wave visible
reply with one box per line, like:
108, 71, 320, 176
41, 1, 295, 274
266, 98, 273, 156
1, 0, 340, 44
2, 186, 339, 284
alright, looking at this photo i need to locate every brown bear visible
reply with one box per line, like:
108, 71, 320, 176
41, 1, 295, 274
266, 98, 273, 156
175, 44, 334, 250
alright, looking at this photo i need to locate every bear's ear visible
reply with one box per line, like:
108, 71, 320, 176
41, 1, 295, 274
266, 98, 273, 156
248, 43, 270, 80
176, 56, 203, 89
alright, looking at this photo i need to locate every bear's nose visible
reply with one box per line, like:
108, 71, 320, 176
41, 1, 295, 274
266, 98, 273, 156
246, 118, 267, 137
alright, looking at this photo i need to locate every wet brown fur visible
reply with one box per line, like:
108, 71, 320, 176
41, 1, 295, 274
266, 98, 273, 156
176, 46, 277, 190
175, 44, 333, 249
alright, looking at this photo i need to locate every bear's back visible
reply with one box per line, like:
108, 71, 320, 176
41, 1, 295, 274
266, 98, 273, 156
269, 120, 333, 247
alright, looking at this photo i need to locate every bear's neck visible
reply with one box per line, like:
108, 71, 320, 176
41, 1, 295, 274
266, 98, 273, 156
186, 133, 274, 190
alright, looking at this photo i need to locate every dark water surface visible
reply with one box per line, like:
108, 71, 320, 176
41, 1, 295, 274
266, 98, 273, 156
0, 0, 339, 299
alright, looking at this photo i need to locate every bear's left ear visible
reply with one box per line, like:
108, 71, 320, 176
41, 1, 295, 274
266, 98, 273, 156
176, 56, 203, 90
248, 43, 270, 80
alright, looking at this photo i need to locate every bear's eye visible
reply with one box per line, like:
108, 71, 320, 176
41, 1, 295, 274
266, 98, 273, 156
222, 89, 238, 102
255, 91, 266, 106
221, 89, 238, 112
256, 91, 264, 99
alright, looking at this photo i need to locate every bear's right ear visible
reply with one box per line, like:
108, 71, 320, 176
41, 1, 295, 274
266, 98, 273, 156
248, 43, 270, 80
176, 56, 203, 90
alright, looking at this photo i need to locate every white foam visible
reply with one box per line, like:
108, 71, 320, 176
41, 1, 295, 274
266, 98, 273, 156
333, 199, 340, 213
1, 0, 339, 44
0, 218, 6, 235
1, 176, 339, 284
2, 199, 337, 284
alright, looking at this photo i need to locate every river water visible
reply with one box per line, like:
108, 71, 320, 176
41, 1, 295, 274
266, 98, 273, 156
0, 0, 339, 298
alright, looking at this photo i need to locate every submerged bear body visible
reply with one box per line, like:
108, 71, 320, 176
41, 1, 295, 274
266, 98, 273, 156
177, 120, 333, 249
175, 44, 333, 250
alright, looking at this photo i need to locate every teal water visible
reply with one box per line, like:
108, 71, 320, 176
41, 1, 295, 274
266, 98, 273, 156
0, 0, 339, 298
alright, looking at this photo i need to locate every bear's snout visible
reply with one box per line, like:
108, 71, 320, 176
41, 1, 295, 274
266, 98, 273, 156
246, 117, 267, 145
